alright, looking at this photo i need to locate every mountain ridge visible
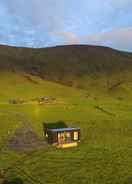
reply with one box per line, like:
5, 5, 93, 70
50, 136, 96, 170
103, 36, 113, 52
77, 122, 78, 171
0, 44, 132, 91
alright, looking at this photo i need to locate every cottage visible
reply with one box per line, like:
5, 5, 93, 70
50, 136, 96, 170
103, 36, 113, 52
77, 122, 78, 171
44, 123, 80, 148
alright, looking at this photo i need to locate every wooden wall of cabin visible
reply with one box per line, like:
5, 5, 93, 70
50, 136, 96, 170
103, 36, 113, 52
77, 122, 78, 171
51, 132, 58, 144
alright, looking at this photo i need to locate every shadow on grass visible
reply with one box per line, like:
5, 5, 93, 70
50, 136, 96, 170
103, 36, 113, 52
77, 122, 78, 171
124, 176, 132, 184
2, 177, 23, 184
43, 120, 68, 134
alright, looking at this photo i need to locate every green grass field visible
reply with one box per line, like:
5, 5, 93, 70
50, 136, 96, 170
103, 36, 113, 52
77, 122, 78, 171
0, 72, 132, 184
0, 44, 132, 184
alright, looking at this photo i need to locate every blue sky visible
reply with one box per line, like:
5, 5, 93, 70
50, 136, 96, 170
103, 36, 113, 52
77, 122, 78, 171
0, 0, 132, 51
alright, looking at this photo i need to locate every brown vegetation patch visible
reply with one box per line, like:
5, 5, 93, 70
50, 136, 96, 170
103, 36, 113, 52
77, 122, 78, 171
8, 124, 47, 152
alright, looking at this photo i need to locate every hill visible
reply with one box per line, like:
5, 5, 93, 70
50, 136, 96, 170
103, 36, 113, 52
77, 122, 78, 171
0, 44, 132, 92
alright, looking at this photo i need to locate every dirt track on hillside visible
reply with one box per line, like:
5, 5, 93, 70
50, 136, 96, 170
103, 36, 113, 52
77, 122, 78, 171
0, 110, 47, 152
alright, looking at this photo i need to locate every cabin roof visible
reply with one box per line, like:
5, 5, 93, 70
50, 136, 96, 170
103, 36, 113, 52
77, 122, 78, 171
47, 127, 80, 132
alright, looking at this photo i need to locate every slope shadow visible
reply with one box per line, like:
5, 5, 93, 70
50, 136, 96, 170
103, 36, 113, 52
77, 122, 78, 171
43, 120, 68, 134
2, 177, 23, 184
124, 176, 132, 184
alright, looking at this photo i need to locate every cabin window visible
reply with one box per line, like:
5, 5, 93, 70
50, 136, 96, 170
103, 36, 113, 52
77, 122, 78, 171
74, 131, 78, 140
58, 132, 71, 143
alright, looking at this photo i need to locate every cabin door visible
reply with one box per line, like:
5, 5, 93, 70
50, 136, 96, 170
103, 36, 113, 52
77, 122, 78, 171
58, 132, 65, 143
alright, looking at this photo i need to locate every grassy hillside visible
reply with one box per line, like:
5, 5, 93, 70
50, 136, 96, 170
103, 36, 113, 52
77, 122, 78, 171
0, 44, 132, 91
0, 45, 132, 184
0, 72, 132, 184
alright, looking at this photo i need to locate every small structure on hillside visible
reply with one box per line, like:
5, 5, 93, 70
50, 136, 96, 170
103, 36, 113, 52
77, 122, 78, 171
44, 122, 80, 148
36, 96, 56, 105
9, 99, 25, 104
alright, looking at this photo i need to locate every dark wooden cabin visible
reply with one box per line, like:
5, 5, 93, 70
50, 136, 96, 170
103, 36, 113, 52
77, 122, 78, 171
44, 122, 80, 148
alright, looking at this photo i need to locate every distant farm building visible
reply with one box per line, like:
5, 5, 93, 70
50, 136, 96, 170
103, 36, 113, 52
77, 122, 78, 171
44, 122, 80, 148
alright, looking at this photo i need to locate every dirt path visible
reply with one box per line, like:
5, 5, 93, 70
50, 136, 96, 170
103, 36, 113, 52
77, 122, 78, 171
0, 109, 47, 151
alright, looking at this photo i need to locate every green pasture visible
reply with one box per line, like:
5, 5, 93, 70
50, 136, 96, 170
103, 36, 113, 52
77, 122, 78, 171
0, 73, 132, 184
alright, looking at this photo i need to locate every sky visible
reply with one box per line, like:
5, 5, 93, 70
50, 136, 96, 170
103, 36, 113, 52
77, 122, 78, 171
0, 0, 132, 51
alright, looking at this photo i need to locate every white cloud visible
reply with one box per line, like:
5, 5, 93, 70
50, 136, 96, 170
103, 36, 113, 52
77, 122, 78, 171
82, 27, 132, 51
0, 1, 132, 51
52, 32, 80, 44
110, 0, 132, 8
53, 27, 132, 51
3, 0, 74, 31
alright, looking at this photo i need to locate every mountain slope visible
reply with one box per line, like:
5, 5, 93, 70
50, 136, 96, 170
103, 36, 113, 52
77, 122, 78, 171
0, 44, 132, 98
0, 44, 132, 78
